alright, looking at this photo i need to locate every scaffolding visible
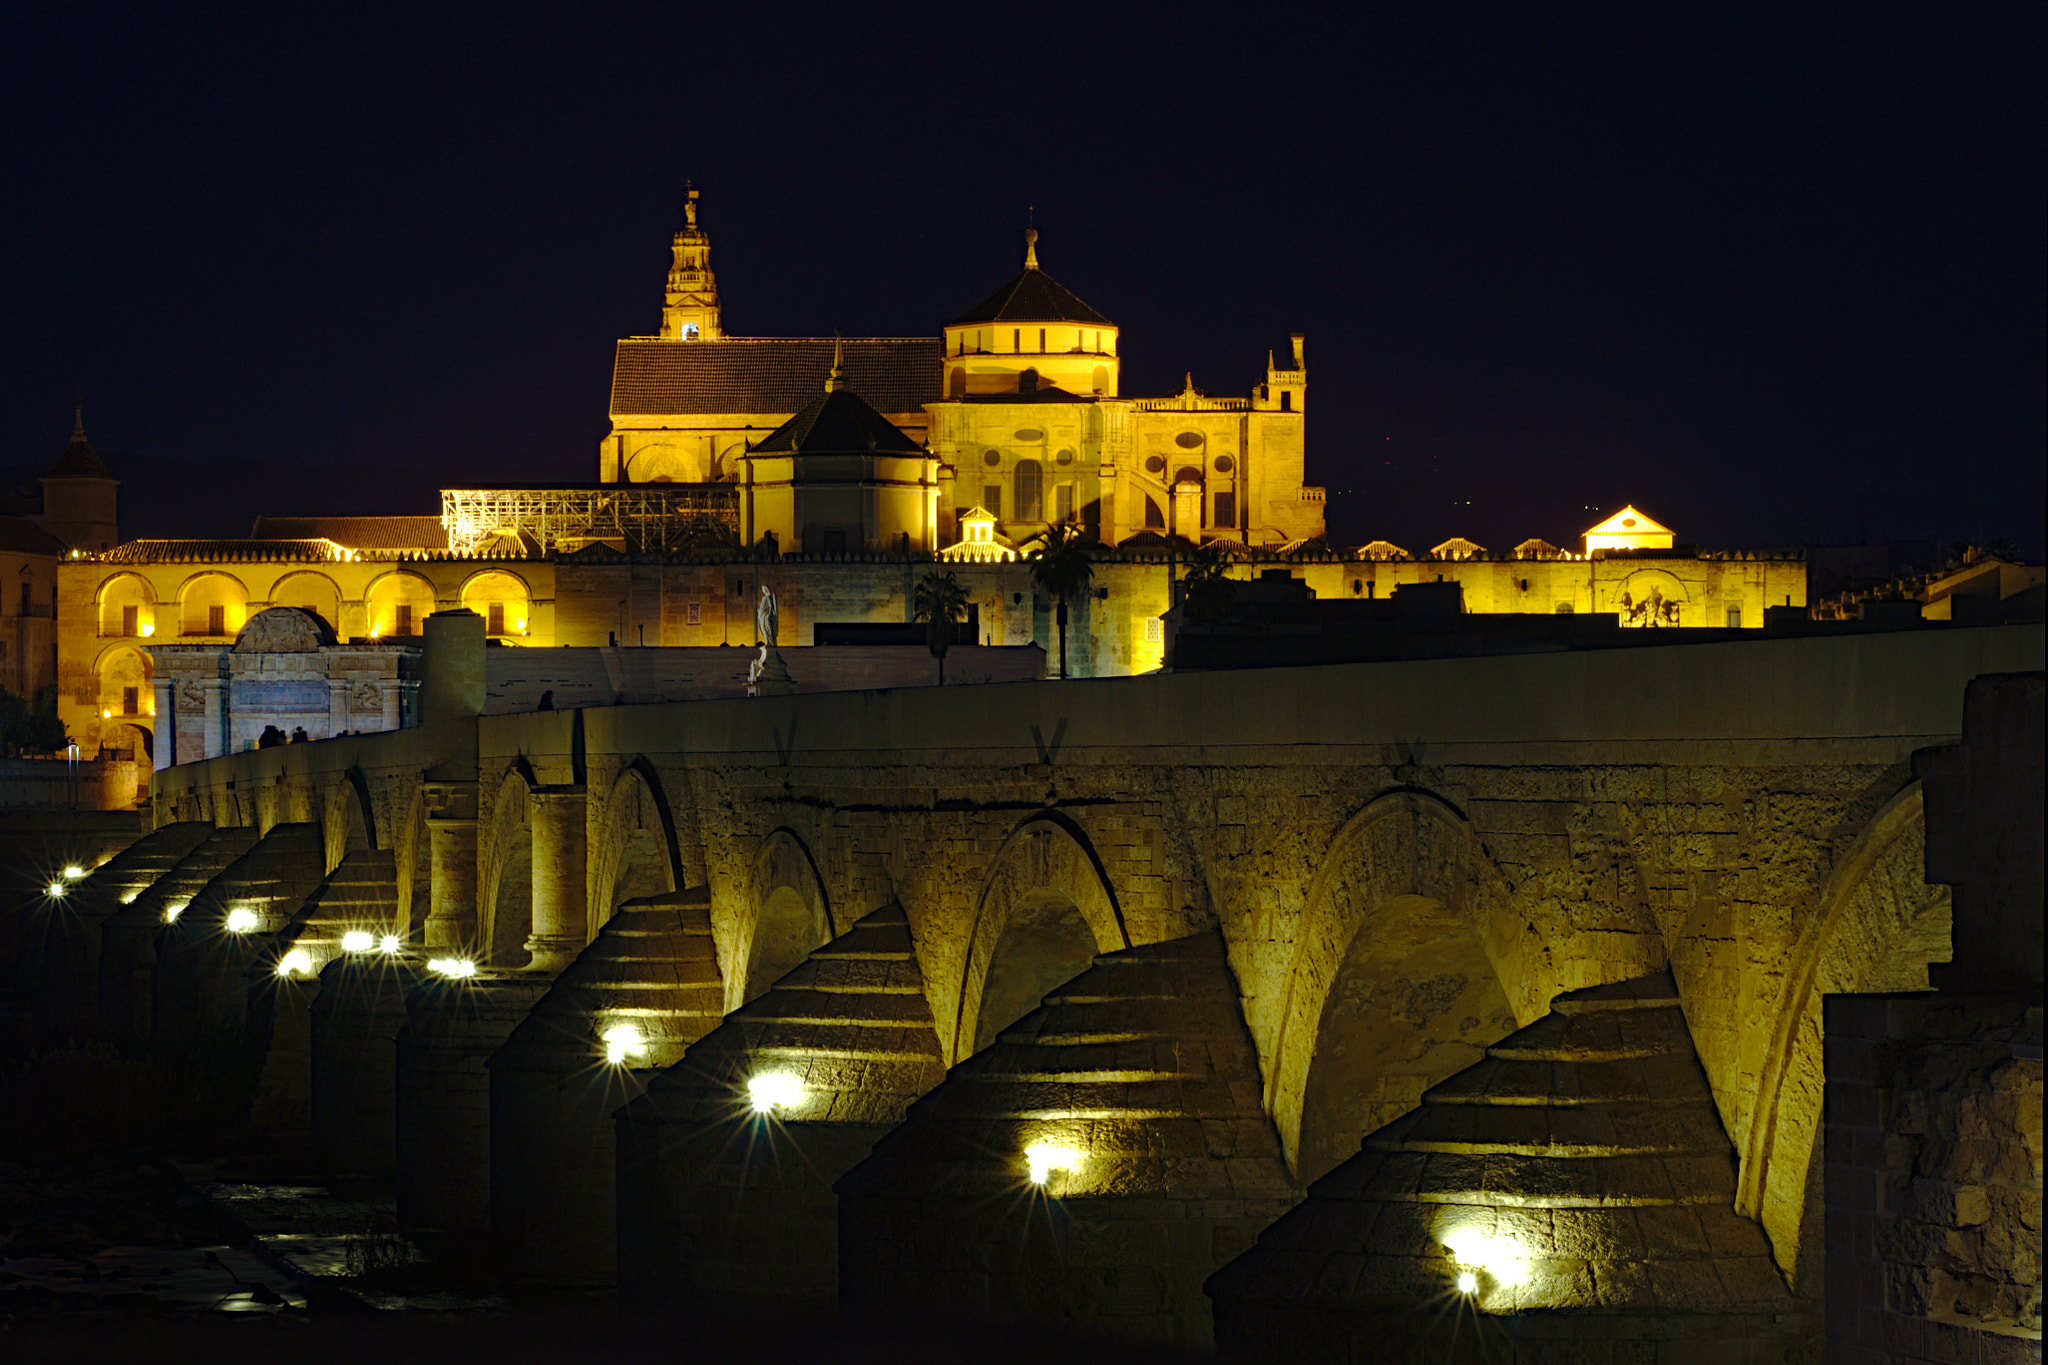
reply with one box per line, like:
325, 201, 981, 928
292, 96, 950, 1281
439, 485, 740, 556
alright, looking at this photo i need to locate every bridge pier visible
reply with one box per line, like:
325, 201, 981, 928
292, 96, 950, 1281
836, 930, 1300, 1347
523, 787, 586, 972
616, 902, 947, 1315
487, 888, 723, 1283
97, 826, 259, 1049
311, 951, 419, 1175
395, 971, 553, 1234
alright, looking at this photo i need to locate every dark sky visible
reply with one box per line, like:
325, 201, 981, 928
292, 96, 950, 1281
4, 4, 2040, 557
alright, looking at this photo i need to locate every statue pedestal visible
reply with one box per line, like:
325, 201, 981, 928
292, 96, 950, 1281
748, 646, 796, 697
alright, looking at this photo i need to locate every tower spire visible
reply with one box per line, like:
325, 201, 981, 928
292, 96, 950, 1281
824, 333, 844, 392
661, 181, 721, 340
72, 398, 85, 441
1023, 223, 1039, 271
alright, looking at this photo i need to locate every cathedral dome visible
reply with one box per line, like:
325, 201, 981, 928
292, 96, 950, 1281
950, 233, 1113, 327
943, 230, 1120, 398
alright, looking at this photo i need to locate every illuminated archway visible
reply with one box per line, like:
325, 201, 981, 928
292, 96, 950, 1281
588, 762, 680, 937
1737, 782, 1947, 1291
270, 571, 344, 636
742, 828, 831, 1006
365, 571, 436, 638
459, 570, 532, 639
1268, 791, 1526, 1176
322, 771, 377, 874
952, 813, 1129, 1066
177, 572, 248, 637
93, 645, 153, 746
479, 770, 534, 966
95, 573, 156, 639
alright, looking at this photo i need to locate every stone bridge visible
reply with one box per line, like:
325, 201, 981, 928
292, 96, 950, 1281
32, 615, 2042, 1355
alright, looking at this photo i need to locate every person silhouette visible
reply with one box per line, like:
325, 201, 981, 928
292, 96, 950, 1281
538, 690, 554, 711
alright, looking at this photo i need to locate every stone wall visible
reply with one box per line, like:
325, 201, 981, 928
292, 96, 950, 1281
1823, 993, 2043, 1363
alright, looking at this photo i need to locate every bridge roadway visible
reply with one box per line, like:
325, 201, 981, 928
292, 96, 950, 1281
75, 618, 2041, 1349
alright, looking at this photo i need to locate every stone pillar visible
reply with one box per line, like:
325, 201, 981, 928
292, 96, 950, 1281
328, 679, 349, 737
378, 681, 402, 734
153, 679, 175, 770
423, 781, 480, 951
525, 787, 586, 971
201, 678, 227, 758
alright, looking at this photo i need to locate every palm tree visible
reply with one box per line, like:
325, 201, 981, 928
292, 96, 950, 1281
1028, 523, 1097, 680
1180, 542, 1238, 628
913, 570, 970, 685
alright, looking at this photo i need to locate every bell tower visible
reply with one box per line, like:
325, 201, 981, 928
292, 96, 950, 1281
659, 183, 722, 340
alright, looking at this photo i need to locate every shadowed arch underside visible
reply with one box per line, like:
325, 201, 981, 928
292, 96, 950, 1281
952, 813, 1130, 1066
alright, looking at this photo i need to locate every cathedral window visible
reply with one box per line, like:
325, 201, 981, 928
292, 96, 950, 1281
950, 369, 966, 398
123, 605, 138, 636
1012, 329, 1021, 352
1280, 391, 1292, 411
1214, 492, 1236, 528
682, 323, 699, 340
1055, 484, 1075, 523
1092, 366, 1108, 394
1038, 328, 1046, 351
208, 605, 225, 635
397, 604, 414, 636
983, 485, 1002, 517
1015, 461, 1043, 522
487, 603, 505, 636
122, 686, 139, 716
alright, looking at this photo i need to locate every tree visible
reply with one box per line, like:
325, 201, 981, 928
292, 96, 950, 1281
0, 685, 68, 756
1180, 543, 1238, 628
913, 570, 970, 686
1028, 523, 1097, 680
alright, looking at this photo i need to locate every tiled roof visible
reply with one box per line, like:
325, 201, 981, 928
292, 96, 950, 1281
249, 516, 448, 550
750, 388, 925, 455
48, 434, 113, 478
97, 539, 354, 564
0, 516, 65, 555
610, 338, 940, 417
950, 268, 1112, 326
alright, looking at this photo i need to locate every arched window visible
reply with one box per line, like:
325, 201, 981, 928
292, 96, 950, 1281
1144, 496, 1165, 529
949, 368, 966, 398
1014, 460, 1043, 522
1091, 366, 1109, 394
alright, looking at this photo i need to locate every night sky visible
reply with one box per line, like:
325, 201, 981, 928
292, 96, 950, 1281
4, 5, 2040, 558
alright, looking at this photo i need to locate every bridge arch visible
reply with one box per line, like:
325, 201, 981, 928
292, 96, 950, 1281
1269, 790, 1524, 1178
588, 760, 681, 936
321, 770, 378, 873
740, 827, 832, 1007
951, 811, 1131, 1066
479, 768, 535, 966
1738, 781, 1947, 1291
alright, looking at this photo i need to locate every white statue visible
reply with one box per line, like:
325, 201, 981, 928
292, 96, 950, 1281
756, 584, 778, 646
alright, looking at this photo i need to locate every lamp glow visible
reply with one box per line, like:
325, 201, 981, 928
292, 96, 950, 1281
1024, 1143, 1084, 1186
225, 908, 260, 933
341, 931, 375, 952
1457, 1271, 1478, 1294
63, 865, 86, 880
747, 1070, 804, 1115
1441, 1230, 1531, 1290
276, 949, 313, 978
46, 880, 66, 897
602, 1023, 645, 1065
140, 622, 154, 638
427, 957, 476, 978
379, 934, 402, 954
163, 900, 188, 922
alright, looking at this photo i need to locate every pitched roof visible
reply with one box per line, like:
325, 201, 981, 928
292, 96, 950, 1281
97, 539, 354, 564
1583, 505, 1673, 539
609, 338, 940, 417
249, 516, 448, 550
47, 417, 113, 478
0, 516, 65, 555
749, 387, 925, 455
950, 267, 1113, 326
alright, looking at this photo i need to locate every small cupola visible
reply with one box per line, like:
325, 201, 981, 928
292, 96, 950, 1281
941, 226, 1119, 398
